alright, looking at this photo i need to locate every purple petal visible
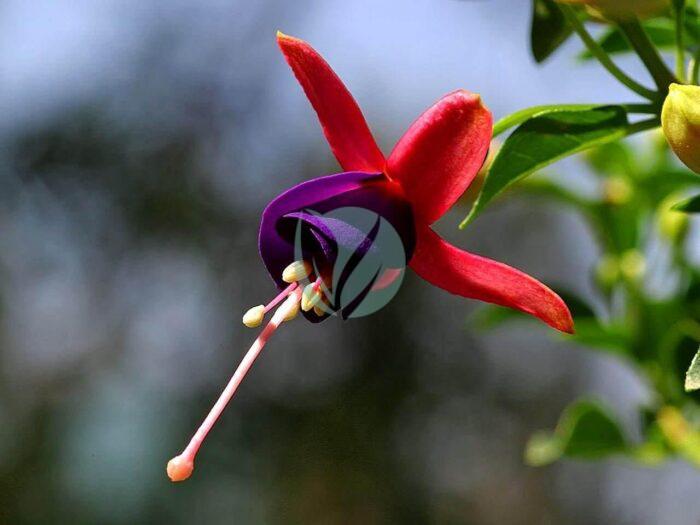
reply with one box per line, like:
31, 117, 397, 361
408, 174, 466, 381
258, 171, 415, 322
282, 211, 382, 319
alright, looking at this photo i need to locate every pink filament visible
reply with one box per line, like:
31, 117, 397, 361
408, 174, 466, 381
263, 282, 298, 313
172, 287, 302, 474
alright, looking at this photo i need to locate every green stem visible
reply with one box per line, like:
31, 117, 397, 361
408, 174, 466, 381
621, 103, 659, 114
690, 48, 700, 85
617, 18, 677, 92
674, 0, 687, 82
559, 6, 658, 100
626, 117, 661, 136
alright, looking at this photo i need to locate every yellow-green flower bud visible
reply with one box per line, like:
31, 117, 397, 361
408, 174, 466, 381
602, 176, 633, 206
595, 254, 620, 291
662, 84, 700, 175
620, 250, 646, 282
557, 0, 668, 20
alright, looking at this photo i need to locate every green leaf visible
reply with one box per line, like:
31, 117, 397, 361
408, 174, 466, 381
685, 347, 700, 391
462, 106, 629, 227
673, 193, 700, 213
525, 400, 628, 466
493, 104, 599, 137
531, 0, 573, 63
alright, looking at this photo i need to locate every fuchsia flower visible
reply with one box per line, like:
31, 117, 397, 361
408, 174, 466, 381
167, 32, 574, 482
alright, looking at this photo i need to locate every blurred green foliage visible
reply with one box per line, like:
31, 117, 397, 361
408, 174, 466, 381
470, 0, 700, 469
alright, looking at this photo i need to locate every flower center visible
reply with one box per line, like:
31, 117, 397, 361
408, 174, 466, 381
166, 261, 319, 482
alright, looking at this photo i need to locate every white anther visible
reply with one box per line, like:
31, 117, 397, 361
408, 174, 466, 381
242, 305, 265, 328
282, 260, 312, 283
301, 283, 322, 312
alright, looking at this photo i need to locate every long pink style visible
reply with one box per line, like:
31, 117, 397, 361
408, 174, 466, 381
167, 287, 303, 482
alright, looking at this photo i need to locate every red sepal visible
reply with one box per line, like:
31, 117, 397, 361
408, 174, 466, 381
409, 224, 574, 333
387, 90, 492, 224
277, 32, 385, 173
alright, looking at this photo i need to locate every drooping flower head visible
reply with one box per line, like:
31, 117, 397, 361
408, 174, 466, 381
166, 32, 574, 482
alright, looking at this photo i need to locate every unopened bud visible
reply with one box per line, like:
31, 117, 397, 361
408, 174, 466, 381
662, 84, 700, 175
620, 250, 646, 281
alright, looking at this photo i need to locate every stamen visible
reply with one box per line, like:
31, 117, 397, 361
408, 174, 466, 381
242, 305, 264, 328
242, 282, 298, 328
263, 282, 299, 314
168, 287, 303, 482
282, 260, 312, 283
313, 294, 330, 317
283, 296, 300, 322
301, 278, 323, 312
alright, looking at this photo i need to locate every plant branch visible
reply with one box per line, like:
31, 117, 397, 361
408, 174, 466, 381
626, 117, 661, 136
617, 18, 677, 92
689, 48, 700, 85
674, 0, 687, 82
559, 6, 657, 100
620, 103, 659, 114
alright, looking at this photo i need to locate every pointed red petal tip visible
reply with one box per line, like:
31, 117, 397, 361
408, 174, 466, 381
536, 292, 575, 334
276, 30, 299, 45
387, 89, 493, 225
276, 31, 386, 173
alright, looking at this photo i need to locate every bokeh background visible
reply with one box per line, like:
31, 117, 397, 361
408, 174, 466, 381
2, 0, 700, 523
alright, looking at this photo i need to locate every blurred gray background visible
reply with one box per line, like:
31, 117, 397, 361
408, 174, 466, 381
1, 0, 699, 523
